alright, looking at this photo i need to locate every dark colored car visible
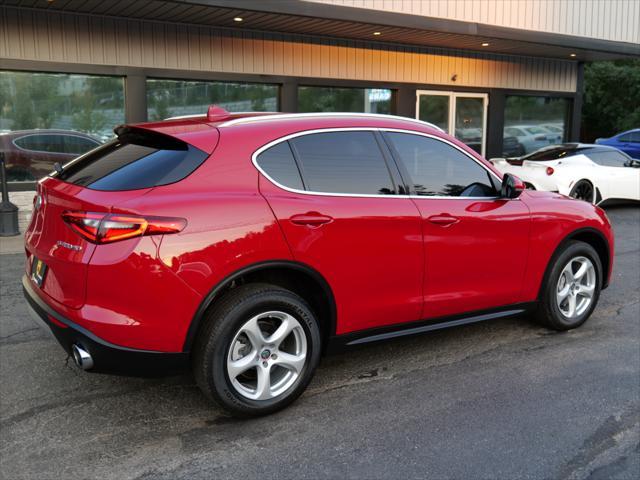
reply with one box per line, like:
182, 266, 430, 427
0, 129, 102, 181
596, 129, 640, 159
502, 135, 525, 157
24, 107, 614, 417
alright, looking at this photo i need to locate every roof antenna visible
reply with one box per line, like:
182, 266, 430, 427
207, 105, 231, 121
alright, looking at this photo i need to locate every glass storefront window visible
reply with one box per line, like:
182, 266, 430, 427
0, 71, 124, 182
503, 96, 570, 156
298, 86, 392, 114
146, 79, 278, 121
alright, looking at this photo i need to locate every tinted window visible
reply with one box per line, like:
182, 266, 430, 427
290, 132, 394, 195
522, 146, 578, 161
63, 135, 99, 155
588, 150, 629, 167
256, 141, 304, 190
58, 134, 208, 191
386, 132, 496, 197
617, 133, 632, 142
14, 134, 65, 153
620, 131, 640, 143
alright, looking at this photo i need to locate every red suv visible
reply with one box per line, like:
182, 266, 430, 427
23, 107, 614, 416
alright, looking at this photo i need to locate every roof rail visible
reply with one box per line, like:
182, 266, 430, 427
217, 112, 444, 132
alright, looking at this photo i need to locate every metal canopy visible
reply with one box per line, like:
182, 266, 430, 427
8, 0, 640, 61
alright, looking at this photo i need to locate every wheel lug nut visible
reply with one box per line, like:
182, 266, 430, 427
271, 354, 277, 359
262, 361, 268, 367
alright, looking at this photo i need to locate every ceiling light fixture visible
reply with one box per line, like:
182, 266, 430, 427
570, 53, 577, 57
233, 17, 243, 22
481, 42, 490, 47
373, 32, 382, 36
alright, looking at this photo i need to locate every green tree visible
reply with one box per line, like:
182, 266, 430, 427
582, 59, 640, 142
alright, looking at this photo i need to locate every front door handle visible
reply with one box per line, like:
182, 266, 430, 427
427, 214, 460, 227
290, 212, 333, 227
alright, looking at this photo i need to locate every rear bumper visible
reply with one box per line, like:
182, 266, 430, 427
22, 275, 189, 376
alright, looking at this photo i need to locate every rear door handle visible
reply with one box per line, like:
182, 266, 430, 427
290, 212, 333, 227
427, 214, 460, 227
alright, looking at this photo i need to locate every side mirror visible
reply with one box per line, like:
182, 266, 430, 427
501, 173, 525, 199
625, 159, 640, 168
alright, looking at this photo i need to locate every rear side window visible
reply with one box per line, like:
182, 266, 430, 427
289, 131, 395, 195
57, 132, 208, 191
386, 132, 496, 197
256, 141, 304, 191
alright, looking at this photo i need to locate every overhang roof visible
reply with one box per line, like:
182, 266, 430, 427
10, 0, 640, 61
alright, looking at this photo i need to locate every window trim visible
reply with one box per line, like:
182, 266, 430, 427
252, 127, 502, 199
12, 133, 101, 155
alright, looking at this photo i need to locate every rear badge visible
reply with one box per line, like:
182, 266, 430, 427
56, 240, 82, 252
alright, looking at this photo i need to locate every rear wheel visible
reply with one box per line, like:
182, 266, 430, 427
193, 283, 321, 417
535, 241, 602, 330
569, 180, 595, 203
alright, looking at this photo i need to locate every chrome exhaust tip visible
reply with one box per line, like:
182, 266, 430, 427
71, 344, 94, 370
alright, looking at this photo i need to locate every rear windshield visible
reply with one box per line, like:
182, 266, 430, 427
521, 146, 578, 161
56, 131, 208, 191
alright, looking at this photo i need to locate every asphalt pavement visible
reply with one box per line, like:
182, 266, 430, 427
1, 205, 639, 480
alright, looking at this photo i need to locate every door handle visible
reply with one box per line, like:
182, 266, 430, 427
290, 212, 333, 227
427, 214, 460, 227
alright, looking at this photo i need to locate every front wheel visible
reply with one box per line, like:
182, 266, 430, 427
193, 283, 321, 417
535, 240, 602, 330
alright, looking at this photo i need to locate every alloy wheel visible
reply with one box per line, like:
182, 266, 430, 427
556, 256, 596, 318
570, 182, 594, 203
226, 311, 307, 400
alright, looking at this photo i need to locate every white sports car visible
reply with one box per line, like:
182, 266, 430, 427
490, 144, 640, 204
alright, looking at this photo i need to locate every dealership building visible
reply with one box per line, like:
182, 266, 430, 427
1, 0, 639, 187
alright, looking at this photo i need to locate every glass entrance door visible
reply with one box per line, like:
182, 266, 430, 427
416, 91, 488, 156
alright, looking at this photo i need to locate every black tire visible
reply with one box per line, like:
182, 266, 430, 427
535, 240, 602, 331
193, 283, 321, 417
569, 180, 595, 203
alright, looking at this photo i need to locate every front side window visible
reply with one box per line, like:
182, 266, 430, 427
14, 134, 65, 153
386, 132, 496, 197
589, 151, 630, 167
289, 131, 395, 195
618, 132, 640, 143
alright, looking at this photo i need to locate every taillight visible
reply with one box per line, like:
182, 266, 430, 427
62, 211, 186, 244
546, 167, 555, 175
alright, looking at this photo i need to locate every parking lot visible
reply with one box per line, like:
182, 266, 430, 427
1, 205, 638, 480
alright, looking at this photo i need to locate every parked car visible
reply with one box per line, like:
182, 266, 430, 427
596, 128, 640, 159
0, 129, 102, 181
504, 125, 552, 153
539, 125, 563, 144
502, 135, 525, 157
490, 143, 640, 203
24, 108, 614, 417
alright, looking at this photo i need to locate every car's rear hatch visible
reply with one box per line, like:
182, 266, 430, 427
24, 122, 217, 309
25, 180, 151, 308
